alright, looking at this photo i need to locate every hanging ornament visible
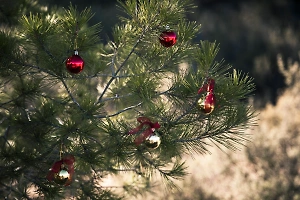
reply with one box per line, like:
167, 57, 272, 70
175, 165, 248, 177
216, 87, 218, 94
159, 27, 177, 47
65, 50, 84, 74
53, 167, 71, 185
197, 78, 216, 114
144, 132, 161, 149
198, 92, 215, 114
128, 117, 161, 147
47, 155, 75, 186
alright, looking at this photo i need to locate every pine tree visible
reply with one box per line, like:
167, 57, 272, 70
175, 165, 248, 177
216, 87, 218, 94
0, 0, 256, 199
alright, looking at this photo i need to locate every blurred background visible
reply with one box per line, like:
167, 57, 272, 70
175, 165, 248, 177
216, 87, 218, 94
1, 0, 300, 199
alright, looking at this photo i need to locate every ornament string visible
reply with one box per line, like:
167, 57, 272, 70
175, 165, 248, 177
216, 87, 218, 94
74, 21, 79, 51
59, 142, 63, 160
128, 117, 160, 146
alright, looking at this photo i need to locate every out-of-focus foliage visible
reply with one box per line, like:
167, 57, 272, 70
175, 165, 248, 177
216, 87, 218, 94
192, 0, 300, 107
0, 0, 48, 26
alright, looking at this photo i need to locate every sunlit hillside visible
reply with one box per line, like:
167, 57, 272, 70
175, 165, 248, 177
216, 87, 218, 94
154, 54, 300, 200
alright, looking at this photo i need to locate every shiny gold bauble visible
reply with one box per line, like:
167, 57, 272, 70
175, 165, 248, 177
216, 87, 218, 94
197, 99, 214, 114
197, 92, 215, 115
144, 132, 161, 149
53, 168, 71, 185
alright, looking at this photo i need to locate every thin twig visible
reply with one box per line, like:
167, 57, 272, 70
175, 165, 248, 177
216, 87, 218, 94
100, 93, 133, 103
172, 101, 197, 124
61, 78, 83, 111
173, 135, 204, 143
64, 73, 131, 79
96, 25, 151, 104
172, 78, 210, 125
110, 47, 117, 76
94, 102, 142, 118
97, 87, 170, 104
13, 61, 59, 78
96, 40, 141, 104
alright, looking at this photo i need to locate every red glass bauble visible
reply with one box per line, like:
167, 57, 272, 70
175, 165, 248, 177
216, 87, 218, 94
66, 51, 84, 74
159, 31, 177, 47
197, 92, 215, 114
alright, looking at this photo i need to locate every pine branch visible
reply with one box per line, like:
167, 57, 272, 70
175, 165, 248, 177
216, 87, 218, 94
0, 0, 257, 199
96, 30, 145, 104
100, 93, 133, 103
95, 102, 142, 118
60, 78, 83, 111
140, 153, 187, 191
13, 61, 59, 78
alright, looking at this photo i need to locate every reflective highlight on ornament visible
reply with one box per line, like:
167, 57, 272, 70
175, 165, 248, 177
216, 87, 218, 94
47, 155, 75, 186
197, 78, 216, 114
53, 167, 71, 185
66, 50, 84, 74
159, 31, 177, 47
144, 132, 161, 149
197, 92, 215, 114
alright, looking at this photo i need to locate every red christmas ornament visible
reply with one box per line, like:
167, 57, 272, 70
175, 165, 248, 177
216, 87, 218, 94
159, 30, 177, 47
47, 155, 75, 186
65, 50, 84, 74
197, 79, 216, 114
128, 117, 161, 146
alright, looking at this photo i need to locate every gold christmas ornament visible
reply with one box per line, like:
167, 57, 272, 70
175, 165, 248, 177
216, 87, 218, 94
53, 167, 71, 185
197, 78, 216, 115
47, 154, 75, 186
197, 92, 215, 114
144, 132, 161, 149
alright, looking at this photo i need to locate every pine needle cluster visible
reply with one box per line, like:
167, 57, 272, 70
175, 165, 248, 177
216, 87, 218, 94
0, 0, 256, 199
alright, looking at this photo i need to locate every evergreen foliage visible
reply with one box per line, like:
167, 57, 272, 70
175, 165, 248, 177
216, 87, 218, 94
0, 0, 256, 199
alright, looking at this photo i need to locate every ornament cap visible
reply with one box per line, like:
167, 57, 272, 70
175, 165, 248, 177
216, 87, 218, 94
74, 50, 79, 55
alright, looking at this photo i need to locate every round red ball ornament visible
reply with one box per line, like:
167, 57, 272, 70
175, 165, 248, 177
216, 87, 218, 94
66, 50, 84, 74
159, 30, 177, 47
